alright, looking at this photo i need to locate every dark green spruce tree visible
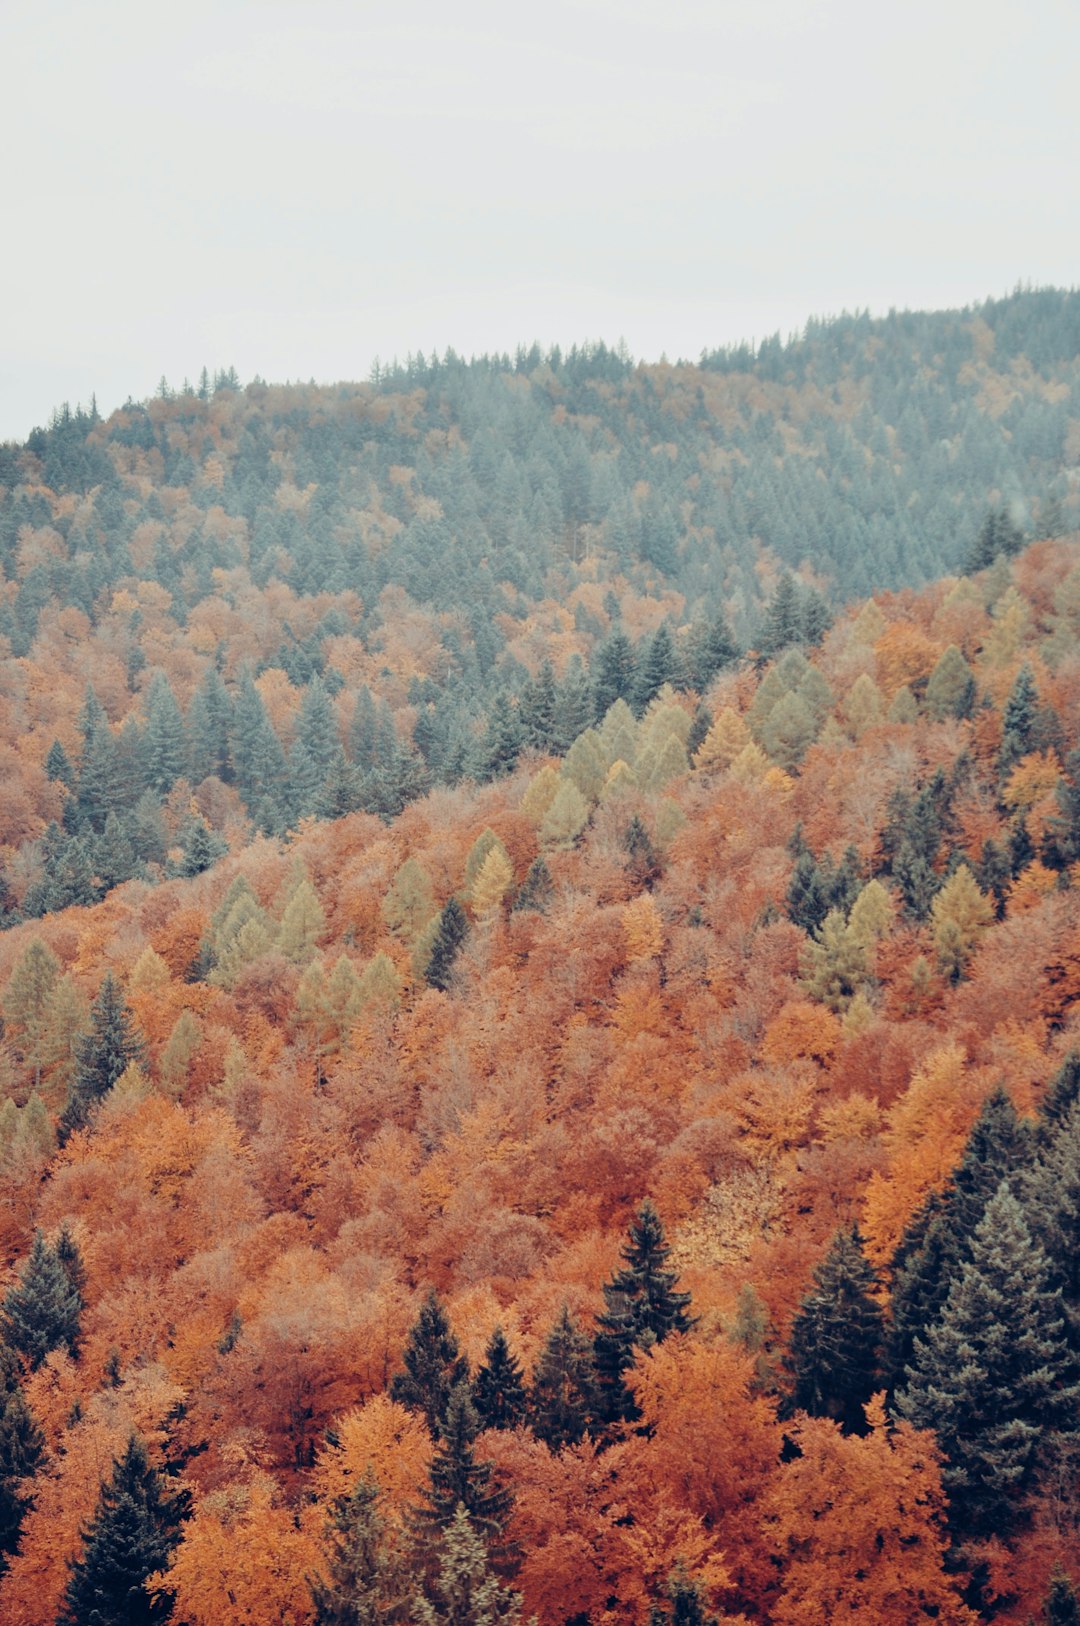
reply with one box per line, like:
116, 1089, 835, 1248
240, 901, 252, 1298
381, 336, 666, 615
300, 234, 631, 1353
1041, 1571, 1080, 1626
58, 1433, 189, 1626
60, 973, 147, 1142
412, 1382, 512, 1545
895, 1182, 1080, 1539
647, 1563, 719, 1626
1, 1230, 82, 1368
593, 1200, 693, 1427
310, 1475, 410, 1626
784, 1224, 883, 1434
528, 1306, 598, 1451
390, 1292, 469, 1439
0, 1341, 45, 1570
425, 899, 469, 992
472, 1327, 527, 1432
511, 857, 553, 914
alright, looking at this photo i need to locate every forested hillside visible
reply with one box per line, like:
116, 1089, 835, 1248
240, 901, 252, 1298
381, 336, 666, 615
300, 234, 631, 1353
0, 520, 1079, 1621
2, 289, 1079, 934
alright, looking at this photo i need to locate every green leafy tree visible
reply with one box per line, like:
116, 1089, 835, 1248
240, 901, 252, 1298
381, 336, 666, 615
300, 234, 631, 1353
58, 1433, 189, 1626
926, 644, 976, 721
784, 1225, 883, 1434
895, 1183, 1080, 1538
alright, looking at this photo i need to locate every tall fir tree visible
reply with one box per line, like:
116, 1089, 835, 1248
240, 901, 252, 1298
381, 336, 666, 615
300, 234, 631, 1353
528, 1306, 598, 1452
472, 1328, 527, 1432
390, 1292, 469, 1439
647, 1563, 719, 1626
412, 1382, 512, 1545
784, 1225, 884, 1434
310, 1476, 410, 1626
0, 1341, 45, 1569
895, 1183, 1080, 1539
140, 673, 187, 796
593, 1200, 693, 1426
411, 1505, 524, 1626
58, 1433, 189, 1626
425, 899, 469, 992
1, 1230, 82, 1368
59, 972, 147, 1141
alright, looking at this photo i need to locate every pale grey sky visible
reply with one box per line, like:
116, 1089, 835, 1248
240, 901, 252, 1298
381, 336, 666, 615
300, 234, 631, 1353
2, 0, 1078, 440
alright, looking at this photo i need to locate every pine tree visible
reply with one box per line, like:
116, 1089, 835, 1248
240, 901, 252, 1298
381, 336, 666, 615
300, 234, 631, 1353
592, 629, 637, 719
0, 1342, 45, 1569
187, 666, 233, 785
647, 1563, 719, 1626
895, 1183, 1080, 1538
58, 1433, 189, 1626
510, 857, 553, 914
390, 1292, 469, 1439
1043, 1571, 1080, 1626
1038, 1052, 1080, 1145
528, 1306, 598, 1451
552, 655, 593, 750
2, 1230, 82, 1368
230, 669, 288, 830
174, 816, 227, 878
425, 899, 469, 992
784, 1225, 883, 1433
1000, 663, 1039, 780
141, 673, 187, 796
310, 1476, 410, 1626
45, 739, 75, 788
60, 972, 147, 1141
3, 937, 61, 1090
413, 1383, 512, 1544
473, 1328, 527, 1432
290, 676, 345, 818
593, 1200, 694, 1427
759, 574, 803, 654
634, 625, 677, 714
886, 1087, 1034, 1392
518, 659, 558, 751
412, 1505, 524, 1626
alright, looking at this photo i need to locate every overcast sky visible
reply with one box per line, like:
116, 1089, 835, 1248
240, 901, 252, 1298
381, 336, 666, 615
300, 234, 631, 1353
2, 0, 1078, 440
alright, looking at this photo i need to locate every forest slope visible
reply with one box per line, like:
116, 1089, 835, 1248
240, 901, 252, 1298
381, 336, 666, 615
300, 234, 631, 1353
0, 540, 1078, 1620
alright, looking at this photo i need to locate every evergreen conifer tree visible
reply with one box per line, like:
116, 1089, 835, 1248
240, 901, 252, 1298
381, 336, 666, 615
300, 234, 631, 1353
60, 973, 147, 1141
1000, 663, 1039, 780
58, 1433, 189, 1626
413, 1382, 512, 1544
1043, 1571, 1080, 1626
425, 899, 469, 992
390, 1292, 469, 1439
473, 1328, 527, 1432
412, 1505, 524, 1626
511, 857, 553, 914
187, 666, 233, 785
895, 1183, 1080, 1538
1, 1230, 82, 1367
310, 1476, 410, 1626
593, 1200, 694, 1426
647, 1564, 719, 1626
141, 673, 187, 796
592, 630, 637, 719
0, 1342, 45, 1569
784, 1225, 883, 1433
528, 1306, 598, 1451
